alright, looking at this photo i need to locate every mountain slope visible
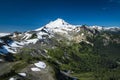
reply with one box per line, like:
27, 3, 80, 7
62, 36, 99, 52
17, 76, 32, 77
0, 18, 120, 80
0, 18, 119, 54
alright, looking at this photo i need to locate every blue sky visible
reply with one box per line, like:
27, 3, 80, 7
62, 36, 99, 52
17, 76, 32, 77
0, 0, 120, 32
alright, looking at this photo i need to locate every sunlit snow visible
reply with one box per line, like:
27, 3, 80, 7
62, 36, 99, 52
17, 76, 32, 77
31, 67, 41, 71
34, 61, 46, 69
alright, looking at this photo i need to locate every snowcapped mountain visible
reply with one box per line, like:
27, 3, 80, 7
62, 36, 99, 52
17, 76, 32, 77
36, 18, 76, 34
0, 33, 10, 37
0, 18, 120, 54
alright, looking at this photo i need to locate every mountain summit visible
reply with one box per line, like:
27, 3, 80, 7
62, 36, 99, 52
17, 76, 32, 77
46, 18, 69, 28
36, 18, 76, 31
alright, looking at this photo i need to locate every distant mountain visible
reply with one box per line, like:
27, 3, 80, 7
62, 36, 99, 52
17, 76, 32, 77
0, 18, 120, 80
0, 18, 120, 54
0, 33, 10, 37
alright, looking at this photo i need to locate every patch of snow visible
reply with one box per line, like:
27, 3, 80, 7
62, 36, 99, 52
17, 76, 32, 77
105, 27, 119, 29
90, 26, 103, 30
0, 59, 3, 62
90, 26, 120, 31
0, 36, 39, 54
35, 27, 43, 31
18, 73, 26, 77
0, 33, 10, 37
0, 39, 38, 54
37, 31, 48, 39
81, 33, 84, 36
22, 33, 32, 40
9, 41, 22, 48
24, 39, 38, 44
52, 29, 68, 34
31, 67, 41, 71
2, 45, 16, 53
0, 46, 9, 54
34, 61, 46, 69
0, 39, 3, 43
13, 33, 17, 37
104, 27, 120, 31
9, 77, 16, 80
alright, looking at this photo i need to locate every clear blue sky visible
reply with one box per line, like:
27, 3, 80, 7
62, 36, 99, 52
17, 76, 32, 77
0, 0, 120, 32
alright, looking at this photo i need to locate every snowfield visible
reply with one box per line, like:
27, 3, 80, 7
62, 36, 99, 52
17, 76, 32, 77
36, 18, 76, 34
9, 41, 23, 47
24, 39, 38, 44
31, 67, 41, 71
2, 45, 16, 53
34, 61, 46, 69
0, 39, 3, 43
0, 33, 10, 37
9, 77, 15, 80
0, 59, 3, 62
18, 73, 26, 77
0, 38, 38, 54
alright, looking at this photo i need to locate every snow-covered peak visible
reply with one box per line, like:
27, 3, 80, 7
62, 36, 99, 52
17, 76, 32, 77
49, 18, 69, 26
89, 25, 103, 30
36, 18, 76, 31
45, 18, 69, 28
89, 25, 120, 31
104, 26, 119, 30
35, 18, 76, 34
